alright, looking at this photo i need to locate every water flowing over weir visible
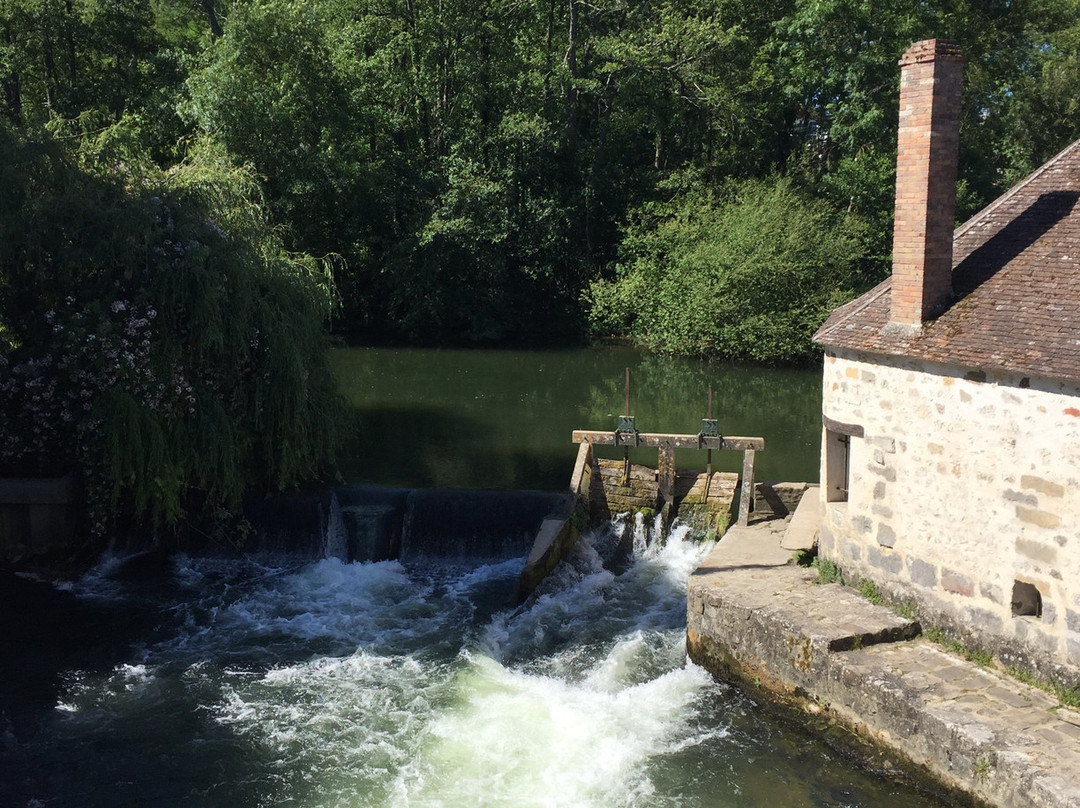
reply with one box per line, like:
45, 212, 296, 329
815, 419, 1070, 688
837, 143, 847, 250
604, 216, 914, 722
246, 486, 565, 563
1, 516, 945, 808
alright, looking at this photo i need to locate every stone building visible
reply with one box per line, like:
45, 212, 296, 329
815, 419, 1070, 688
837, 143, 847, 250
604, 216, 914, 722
813, 39, 1080, 683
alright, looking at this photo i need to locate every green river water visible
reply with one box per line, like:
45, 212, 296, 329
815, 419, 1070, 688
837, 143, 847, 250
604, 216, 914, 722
330, 345, 823, 491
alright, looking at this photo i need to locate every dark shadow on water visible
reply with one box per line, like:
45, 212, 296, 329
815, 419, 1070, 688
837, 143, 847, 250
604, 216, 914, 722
0, 572, 158, 740
333, 348, 824, 491
338, 405, 579, 490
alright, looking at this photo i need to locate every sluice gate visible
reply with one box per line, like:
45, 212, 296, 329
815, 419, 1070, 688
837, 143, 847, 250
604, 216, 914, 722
518, 422, 765, 601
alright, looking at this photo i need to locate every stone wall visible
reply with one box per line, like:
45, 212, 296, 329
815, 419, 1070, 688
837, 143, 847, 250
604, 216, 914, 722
754, 481, 811, 517
819, 349, 1080, 682
0, 476, 80, 561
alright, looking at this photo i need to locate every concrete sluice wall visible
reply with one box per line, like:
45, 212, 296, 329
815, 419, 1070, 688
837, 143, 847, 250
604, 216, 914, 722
245, 485, 564, 563
0, 476, 81, 563
399, 489, 563, 560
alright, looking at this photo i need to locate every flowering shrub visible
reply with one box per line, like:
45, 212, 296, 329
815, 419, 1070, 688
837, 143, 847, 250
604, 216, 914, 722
1, 298, 168, 467
0, 123, 341, 541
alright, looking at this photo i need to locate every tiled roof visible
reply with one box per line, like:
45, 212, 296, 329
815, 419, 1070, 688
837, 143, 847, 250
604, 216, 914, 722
815, 138, 1080, 383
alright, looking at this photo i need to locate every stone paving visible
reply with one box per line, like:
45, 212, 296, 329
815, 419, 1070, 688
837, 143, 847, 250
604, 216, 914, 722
687, 514, 1080, 808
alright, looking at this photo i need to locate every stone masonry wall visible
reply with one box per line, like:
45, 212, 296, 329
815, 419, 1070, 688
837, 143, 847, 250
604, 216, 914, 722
820, 349, 1080, 682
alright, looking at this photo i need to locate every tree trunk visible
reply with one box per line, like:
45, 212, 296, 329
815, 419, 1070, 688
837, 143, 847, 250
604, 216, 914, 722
543, 0, 554, 104
65, 0, 77, 85
202, 0, 224, 38
42, 35, 57, 111
564, 0, 578, 148
2, 71, 21, 125
2, 23, 20, 124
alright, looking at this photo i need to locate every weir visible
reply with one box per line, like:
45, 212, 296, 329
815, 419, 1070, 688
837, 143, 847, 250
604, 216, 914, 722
248, 382, 766, 604
246, 485, 564, 563
518, 421, 765, 600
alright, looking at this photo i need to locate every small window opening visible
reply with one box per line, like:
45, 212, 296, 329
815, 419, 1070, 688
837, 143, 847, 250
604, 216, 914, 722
1011, 580, 1042, 618
825, 429, 851, 503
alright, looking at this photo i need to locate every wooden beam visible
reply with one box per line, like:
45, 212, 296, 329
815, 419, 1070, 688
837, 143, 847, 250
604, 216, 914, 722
657, 439, 676, 506
572, 430, 764, 452
569, 440, 592, 496
738, 449, 756, 526
658, 439, 675, 528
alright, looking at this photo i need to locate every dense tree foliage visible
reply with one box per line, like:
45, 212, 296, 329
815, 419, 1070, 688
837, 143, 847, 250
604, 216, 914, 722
0, 121, 340, 540
2, 0, 1079, 533
4, 0, 1072, 348
588, 175, 864, 362
177, 0, 1080, 346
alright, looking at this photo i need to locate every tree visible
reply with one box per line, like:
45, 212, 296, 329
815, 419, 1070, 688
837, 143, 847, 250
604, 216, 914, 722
765, 0, 1080, 279
993, 0, 1080, 186
0, 121, 341, 543
8, 0, 1080, 361
0, 0, 188, 154
587, 175, 865, 362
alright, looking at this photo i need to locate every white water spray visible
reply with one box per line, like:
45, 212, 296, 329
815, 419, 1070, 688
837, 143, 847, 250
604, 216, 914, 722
15, 518, 943, 808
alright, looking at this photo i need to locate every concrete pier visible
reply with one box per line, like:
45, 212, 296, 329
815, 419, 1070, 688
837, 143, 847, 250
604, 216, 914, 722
688, 514, 1080, 808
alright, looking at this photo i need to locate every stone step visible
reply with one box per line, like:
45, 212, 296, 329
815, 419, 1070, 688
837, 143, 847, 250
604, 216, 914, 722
690, 559, 920, 686
828, 641, 1080, 808
688, 514, 1080, 808
781, 486, 821, 551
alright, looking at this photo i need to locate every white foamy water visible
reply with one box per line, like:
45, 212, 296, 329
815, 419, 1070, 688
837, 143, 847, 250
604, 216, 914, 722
393, 650, 722, 807
195, 524, 719, 807
5, 519, 946, 808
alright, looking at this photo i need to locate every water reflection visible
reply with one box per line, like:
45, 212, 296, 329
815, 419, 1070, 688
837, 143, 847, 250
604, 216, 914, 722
331, 346, 822, 490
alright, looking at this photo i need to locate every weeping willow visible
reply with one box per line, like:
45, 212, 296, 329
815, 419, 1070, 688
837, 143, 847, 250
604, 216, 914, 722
0, 120, 342, 541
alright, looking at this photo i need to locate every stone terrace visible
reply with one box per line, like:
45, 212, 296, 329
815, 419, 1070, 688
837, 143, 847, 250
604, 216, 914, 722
687, 514, 1080, 808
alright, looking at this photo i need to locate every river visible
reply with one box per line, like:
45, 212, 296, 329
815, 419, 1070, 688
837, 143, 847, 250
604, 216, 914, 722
1, 347, 947, 806
329, 345, 823, 490
3, 523, 942, 807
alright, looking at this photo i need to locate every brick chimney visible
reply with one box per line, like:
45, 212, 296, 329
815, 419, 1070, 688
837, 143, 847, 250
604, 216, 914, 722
889, 39, 964, 332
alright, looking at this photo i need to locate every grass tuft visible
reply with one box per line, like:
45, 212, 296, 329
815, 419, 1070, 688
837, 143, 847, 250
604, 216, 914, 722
813, 557, 843, 585
857, 578, 883, 605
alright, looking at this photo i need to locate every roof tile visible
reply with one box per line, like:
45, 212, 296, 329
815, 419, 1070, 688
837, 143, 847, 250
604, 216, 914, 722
815, 139, 1080, 383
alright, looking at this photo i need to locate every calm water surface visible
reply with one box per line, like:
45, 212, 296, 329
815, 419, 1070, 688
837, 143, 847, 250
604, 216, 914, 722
330, 345, 823, 490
